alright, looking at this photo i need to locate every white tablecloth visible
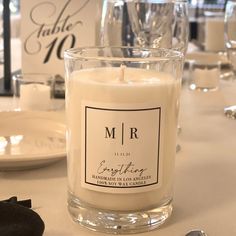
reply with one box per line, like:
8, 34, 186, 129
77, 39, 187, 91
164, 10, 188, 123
1, 79, 236, 236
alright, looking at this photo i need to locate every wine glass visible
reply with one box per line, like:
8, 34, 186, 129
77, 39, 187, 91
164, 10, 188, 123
100, 0, 189, 55
224, 0, 236, 119
126, 0, 189, 55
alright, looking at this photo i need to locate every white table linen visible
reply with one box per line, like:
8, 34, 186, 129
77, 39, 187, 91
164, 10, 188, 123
1, 79, 236, 236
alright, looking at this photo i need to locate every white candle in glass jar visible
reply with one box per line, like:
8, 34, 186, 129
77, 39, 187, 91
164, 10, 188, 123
20, 83, 51, 110
193, 67, 220, 89
66, 67, 180, 211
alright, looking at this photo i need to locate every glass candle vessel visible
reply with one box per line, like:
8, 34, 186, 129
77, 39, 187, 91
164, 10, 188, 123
189, 60, 221, 92
12, 73, 55, 111
64, 47, 183, 234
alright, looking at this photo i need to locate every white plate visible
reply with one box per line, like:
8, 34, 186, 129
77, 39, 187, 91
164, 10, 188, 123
0, 111, 66, 171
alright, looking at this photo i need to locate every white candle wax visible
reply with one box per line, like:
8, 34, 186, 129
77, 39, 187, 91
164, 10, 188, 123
20, 83, 51, 110
193, 67, 220, 89
66, 67, 180, 211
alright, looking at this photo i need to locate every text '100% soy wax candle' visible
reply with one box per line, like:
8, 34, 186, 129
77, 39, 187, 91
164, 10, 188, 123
64, 47, 183, 234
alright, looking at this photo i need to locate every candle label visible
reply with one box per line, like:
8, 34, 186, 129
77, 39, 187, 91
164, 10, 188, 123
81, 101, 163, 194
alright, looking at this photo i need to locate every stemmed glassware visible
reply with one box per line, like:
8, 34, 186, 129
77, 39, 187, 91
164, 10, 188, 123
126, 0, 189, 55
100, 0, 189, 55
224, 0, 236, 119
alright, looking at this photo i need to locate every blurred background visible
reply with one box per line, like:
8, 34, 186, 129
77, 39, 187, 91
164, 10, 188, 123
0, 0, 229, 41
0, 0, 232, 95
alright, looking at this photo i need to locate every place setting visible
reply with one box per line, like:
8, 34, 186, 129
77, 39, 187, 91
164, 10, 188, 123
0, 0, 69, 171
0, 72, 66, 171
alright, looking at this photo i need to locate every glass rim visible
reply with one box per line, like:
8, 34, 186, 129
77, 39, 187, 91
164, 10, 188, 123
12, 73, 54, 82
64, 46, 183, 63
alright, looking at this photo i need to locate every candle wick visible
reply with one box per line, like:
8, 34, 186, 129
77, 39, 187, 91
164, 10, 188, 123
119, 64, 126, 82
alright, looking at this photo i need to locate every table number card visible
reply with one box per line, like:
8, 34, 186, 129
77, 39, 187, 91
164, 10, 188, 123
21, 0, 102, 77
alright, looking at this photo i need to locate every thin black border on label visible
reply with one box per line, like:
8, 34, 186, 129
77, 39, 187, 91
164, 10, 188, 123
84, 106, 161, 189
